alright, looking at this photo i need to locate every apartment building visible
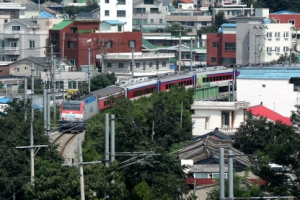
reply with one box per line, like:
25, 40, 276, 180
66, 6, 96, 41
0, 3, 26, 31
0, 18, 63, 62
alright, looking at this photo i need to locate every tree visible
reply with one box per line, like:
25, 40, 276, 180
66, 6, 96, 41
90, 73, 116, 91
165, 23, 190, 37
197, 11, 227, 37
276, 52, 298, 64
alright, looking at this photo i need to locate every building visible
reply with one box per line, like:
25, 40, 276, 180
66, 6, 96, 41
213, 0, 254, 20
237, 66, 300, 117
206, 23, 236, 66
0, 3, 26, 31
191, 101, 250, 136
132, 0, 170, 32
0, 18, 64, 62
99, 0, 133, 32
235, 8, 292, 66
24, 3, 58, 18
269, 10, 300, 28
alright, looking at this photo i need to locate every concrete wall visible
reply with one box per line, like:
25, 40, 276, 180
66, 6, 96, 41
237, 78, 296, 117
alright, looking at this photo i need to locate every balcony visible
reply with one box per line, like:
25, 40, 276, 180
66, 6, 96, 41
2, 31, 49, 36
98, 53, 175, 60
165, 15, 212, 22
4, 31, 20, 39
4, 47, 19, 55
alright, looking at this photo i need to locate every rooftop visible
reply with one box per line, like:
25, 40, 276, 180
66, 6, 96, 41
50, 20, 73, 30
248, 104, 291, 126
102, 20, 124, 25
237, 67, 300, 79
271, 10, 299, 14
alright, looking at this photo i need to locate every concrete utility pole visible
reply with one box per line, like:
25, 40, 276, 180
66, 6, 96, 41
190, 38, 193, 71
174, 24, 186, 71
30, 63, 35, 184
47, 89, 51, 136
228, 150, 233, 200
105, 113, 109, 167
78, 137, 85, 200
24, 76, 27, 121
130, 41, 135, 79
43, 89, 47, 136
219, 148, 225, 200
111, 115, 115, 163
88, 48, 91, 94
52, 49, 57, 129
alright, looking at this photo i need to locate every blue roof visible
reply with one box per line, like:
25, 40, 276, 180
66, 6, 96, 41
237, 67, 300, 79
271, 10, 299, 14
0, 97, 11, 104
102, 20, 124, 25
221, 23, 236, 27
40, 10, 55, 18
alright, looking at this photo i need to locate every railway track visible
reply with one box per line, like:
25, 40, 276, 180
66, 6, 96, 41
52, 132, 78, 156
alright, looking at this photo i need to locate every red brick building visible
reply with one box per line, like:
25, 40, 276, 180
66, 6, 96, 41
206, 32, 236, 66
48, 20, 142, 68
269, 10, 300, 28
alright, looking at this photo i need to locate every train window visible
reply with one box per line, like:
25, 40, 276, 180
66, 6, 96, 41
220, 76, 223, 81
63, 102, 80, 111
226, 75, 229, 80
216, 76, 219, 81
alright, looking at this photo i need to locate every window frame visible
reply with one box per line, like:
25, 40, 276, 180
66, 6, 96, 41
117, 10, 126, 17
212, 42, 218, 48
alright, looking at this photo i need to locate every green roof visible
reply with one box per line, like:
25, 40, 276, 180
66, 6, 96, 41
50, 20, 74, 30
142, 38, 157, 49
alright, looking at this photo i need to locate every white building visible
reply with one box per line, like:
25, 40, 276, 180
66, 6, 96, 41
191, 101, 249, 136
237, 67, 300, 117
99, 0, 132, 32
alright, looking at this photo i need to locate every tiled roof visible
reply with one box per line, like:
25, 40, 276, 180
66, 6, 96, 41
77, 12, 93, 18
16, 19, 40, 27
50, 20, 73, 30
271, 10, 299, 14
25, 3, 57, 14
142, 38, 157, 49
248, 104, 291, 126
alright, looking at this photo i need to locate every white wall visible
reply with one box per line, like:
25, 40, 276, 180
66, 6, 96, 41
237, 79, 297, 117
234, 109, 244, 127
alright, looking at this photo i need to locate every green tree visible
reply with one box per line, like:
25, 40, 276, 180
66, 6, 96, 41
197, 11, 227, 37
165, 23, 190, 36
90, 73, 116, 91
20, 78, 44, 94
133, 180, 154, 200
0, 81, 3, 88
277, 52, 298, 64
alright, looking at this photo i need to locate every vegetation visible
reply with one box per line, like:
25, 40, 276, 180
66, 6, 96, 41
276, 52, 298, 64
233, 111, 300, 198
64, 0, 99, 18
90, 73, 116, 91
197, 11, 227, 37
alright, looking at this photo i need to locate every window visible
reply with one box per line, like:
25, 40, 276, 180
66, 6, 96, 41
117, 0, 125, 4
162, 61, 166, 67
150, 8, 158, 13
267, 32, 272, 38
12, 26, 20, 32
118, 63, 124, 68
128, 40, 135, 48
267, 47, 272, 53
150, 19, 154, 24
283, 32, 289, 38
4, 19, 7, 23
107, 62, 112, 68
24, 67, 28, 70
225, 43, 236, 51
51, 33, 59, 40
0, 40, 4, 48
69, 59, 76, 66
29, 40, 35, 49
10, 58, 17, 62
136, 63, 140, 68
105, 0, 109, 3
143, 62, 146, 70
118, 26, 122, 32
106, 41, 112, 48
10, 42, 17, 47
206, 0, 211, 3
149, 62, 153, 67
156, 61, 159, 70
105, 10, 109, 16
68, 41, 76, 49
202, 22, 207, 26
212, 42, 218, 48
117, 10, 126, 17
289, 20, 295, 25
159, 19, 163, 24
275, 32, 280, 38
11, 11, 15, 15
275, 47, 280, 53
211, 57, 216, 62
70, 27, 77, 33
17, 68, 19, 72
284, 46, 290, 52
68, 81, 77, 89
144, 0, 154, 4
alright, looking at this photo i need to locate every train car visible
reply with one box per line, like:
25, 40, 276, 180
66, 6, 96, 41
195, 69, 238, 88
91, 86, 125, 110
124, 80, 159, 100
159, 73, 196, 91
59, 94, 98, 131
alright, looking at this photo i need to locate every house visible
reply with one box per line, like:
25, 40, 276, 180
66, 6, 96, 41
99, 0, 133, 32
0, 18, 64, 62
100, 20, 124, 32
206, 23, 236, 66
236, 66, 300, 118
269, 10, 300, 28
132, 0, 169, 32
74, 12, 93, 20
24, 3, 58, 18
248, 103, 291, 126
0, 3, 26, 30
191, 101, 250, 136
235, 8, 292, 66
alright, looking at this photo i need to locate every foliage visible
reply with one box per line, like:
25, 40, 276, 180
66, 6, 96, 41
83, 86, 195, 199
165, 23, 191, 36
233, 111, 300, 197
0, 81, 3, 89
197, 11, 227, 37
90, 73, 116, 91
276, 52, 298, 64
206, 170, 264, 199
132, 180, 154, 200
19, 78, 44, 94
64, 1, 99, 17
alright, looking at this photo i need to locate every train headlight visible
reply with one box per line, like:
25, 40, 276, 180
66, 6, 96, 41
75, 118, 80, 122
62, 117, 66, 121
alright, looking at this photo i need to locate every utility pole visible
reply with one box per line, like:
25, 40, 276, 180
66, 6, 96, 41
47, 89, 51, 136
62, 32, 65, 58
219, 148, 225, 200
130, 41, 135, 79
111, 115, 115, 163
105, 113, 109, 167
43, 89, 47, 136
290, 48, 292, 66
88, 48, 91, 94
180, 101, 183, 127
190, 37, 193, 71
30, 63, 35, 184
228, 150, 233, 200
174, 24, 185, 71
51, 44, 56, 129
78, 137, 85, 200
24, 76, 27, 121
152, 121, 155, 141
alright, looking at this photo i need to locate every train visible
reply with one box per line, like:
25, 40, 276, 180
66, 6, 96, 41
59, 66, 239, 131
